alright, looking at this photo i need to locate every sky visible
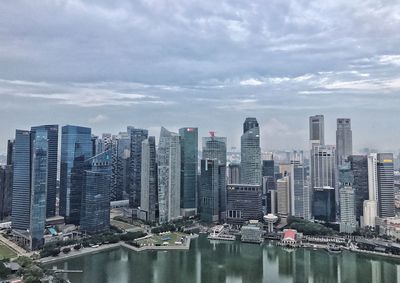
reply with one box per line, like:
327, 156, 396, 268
1, 0, 400, 153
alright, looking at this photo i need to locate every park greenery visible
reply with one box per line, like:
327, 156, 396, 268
287, 216, 336, 236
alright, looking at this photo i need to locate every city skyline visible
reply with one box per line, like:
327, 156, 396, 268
1, 1, 400, 153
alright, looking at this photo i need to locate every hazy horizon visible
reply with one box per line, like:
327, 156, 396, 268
1, 1, 400, 153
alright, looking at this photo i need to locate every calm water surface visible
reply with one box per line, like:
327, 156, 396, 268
50, 236, 400, 283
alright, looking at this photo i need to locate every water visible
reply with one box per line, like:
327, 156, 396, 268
49, 236, 400, 283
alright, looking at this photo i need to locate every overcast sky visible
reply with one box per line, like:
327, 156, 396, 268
1, 0, 400, 153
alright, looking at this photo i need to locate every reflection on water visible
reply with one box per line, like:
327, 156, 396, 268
52, 236, 400, 283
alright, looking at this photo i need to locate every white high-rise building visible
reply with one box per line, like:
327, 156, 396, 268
368, 153, 378, 201
157, 127, 181, 223
363, 200, 377, 227
340, 186, 357, 233
277, 176, 290, 216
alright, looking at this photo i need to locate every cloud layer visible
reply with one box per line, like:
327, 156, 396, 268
0, 0, 400, 152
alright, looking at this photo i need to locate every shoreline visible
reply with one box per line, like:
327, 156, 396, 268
40, 235, 197, 265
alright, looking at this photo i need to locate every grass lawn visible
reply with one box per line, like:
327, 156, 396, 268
136, 232, 187, 246
0, 244, 17, 259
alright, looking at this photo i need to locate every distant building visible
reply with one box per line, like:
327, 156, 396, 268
309, 115, 324, 145
0, 165, 12, 220
363, 200, 377, 227
348, 155, 368, 222
312, 187, 336, 222
226, 184, 262, 226
277, 177, 290, 216
127, 127, 148, 208
240, 118, 261, 185
291, 162, 305, 218
336, 118, 352, 166
60, 125, 92, 225
158, 127, 181, 223
241, 220, 263, 243
340, 186, 357, 233
179, 127, 198, 216
140, 137, 158, 222
377, 153, 395, 218
199, 159, 222, 223
228, 163, 240, 184
80, 150, 112, 235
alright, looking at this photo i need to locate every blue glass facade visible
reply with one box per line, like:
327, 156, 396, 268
30, 128, 48, 250
179, 127, 198, 212
11, 130, 32, 231
31, 125, 58, 218
80, 150, 112, 235
60, 125, 92, 224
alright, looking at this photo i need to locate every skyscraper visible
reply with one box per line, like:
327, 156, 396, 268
128, 127, 148, 208
31, 125, 58, 218
377, 153, 395, 218
157, 127, 181, 223
80, 150, 112, 235
336, 118, 352, 166
140, 137, 158, 222
6, 139, 14, 166
179, 127, 198, 216
200, 159, 220, 223
11, 128, 50, 250
202, 133, 227, 220
339, 186, 357, 233
348, 155, 368, 222
309, 115, 324, 145
60, 125, 92, 224
202, 134, 227, 165
0, 165, 12, 220
11, 130, 32, 231
228, 163, 240, 184
29, 127, 48, 250
291, 161, 305, 218
368, 153, 378, 201
277, 176, 290, 216
312, 186, 336, 222
240, 118, 261, 185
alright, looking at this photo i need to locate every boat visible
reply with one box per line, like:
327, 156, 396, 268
326, 244, 342, 254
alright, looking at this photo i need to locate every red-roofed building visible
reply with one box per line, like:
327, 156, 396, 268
280, 229, 301, 247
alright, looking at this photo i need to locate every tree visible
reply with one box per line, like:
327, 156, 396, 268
0, 263, 11, 279
73, 244, 82, 251
62, 247, 71, 254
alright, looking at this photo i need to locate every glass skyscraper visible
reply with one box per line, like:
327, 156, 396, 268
80, 150, 112, 235
60, 125, 92, 224
30, 127, 48, 250
179, 127, 198, 215
240, 117, 261, 185
200, 159, 220, 223
377, 153, 395, 218
140, 136, 158, 222
336, 118, 352, 166
348, 155, 368, 222
157, 127, 181, 223
128, 127, 148, 208
31, 125, 58, 218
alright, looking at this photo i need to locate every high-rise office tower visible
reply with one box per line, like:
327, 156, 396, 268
60, 125, 92, 224
157, 127, 181, 223
277, 176, 290, 216
291, 161, 305, 218
336, 118, 352, 166
240, 118, 261, 185
376, 153, 395, 218
200, 159, 220, 223
0, 165, 12, 220
363, 200, 377, 227
6, 139, 14, 166
310, 145, 337, 189
140, 137, 158, 222
11, 130, 31, 232
29, 127, 48, 250
348, 155, 368, 222
339, 186, 357, 233
80, 150, 112, 235
202, 134, 227, 165
312, 186, 336, 222
368, 153, 378, 201
127, 127, 148, 208
11, 128, 50, 250
228, 163, 240, 184
309, 115, 324, 145
179, 127, 198, 216
31, 125, 58, 218
310, 145, 337, 221
110, 132, 130, 201
101, 133, 112, 151
202, 133, 227, 220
